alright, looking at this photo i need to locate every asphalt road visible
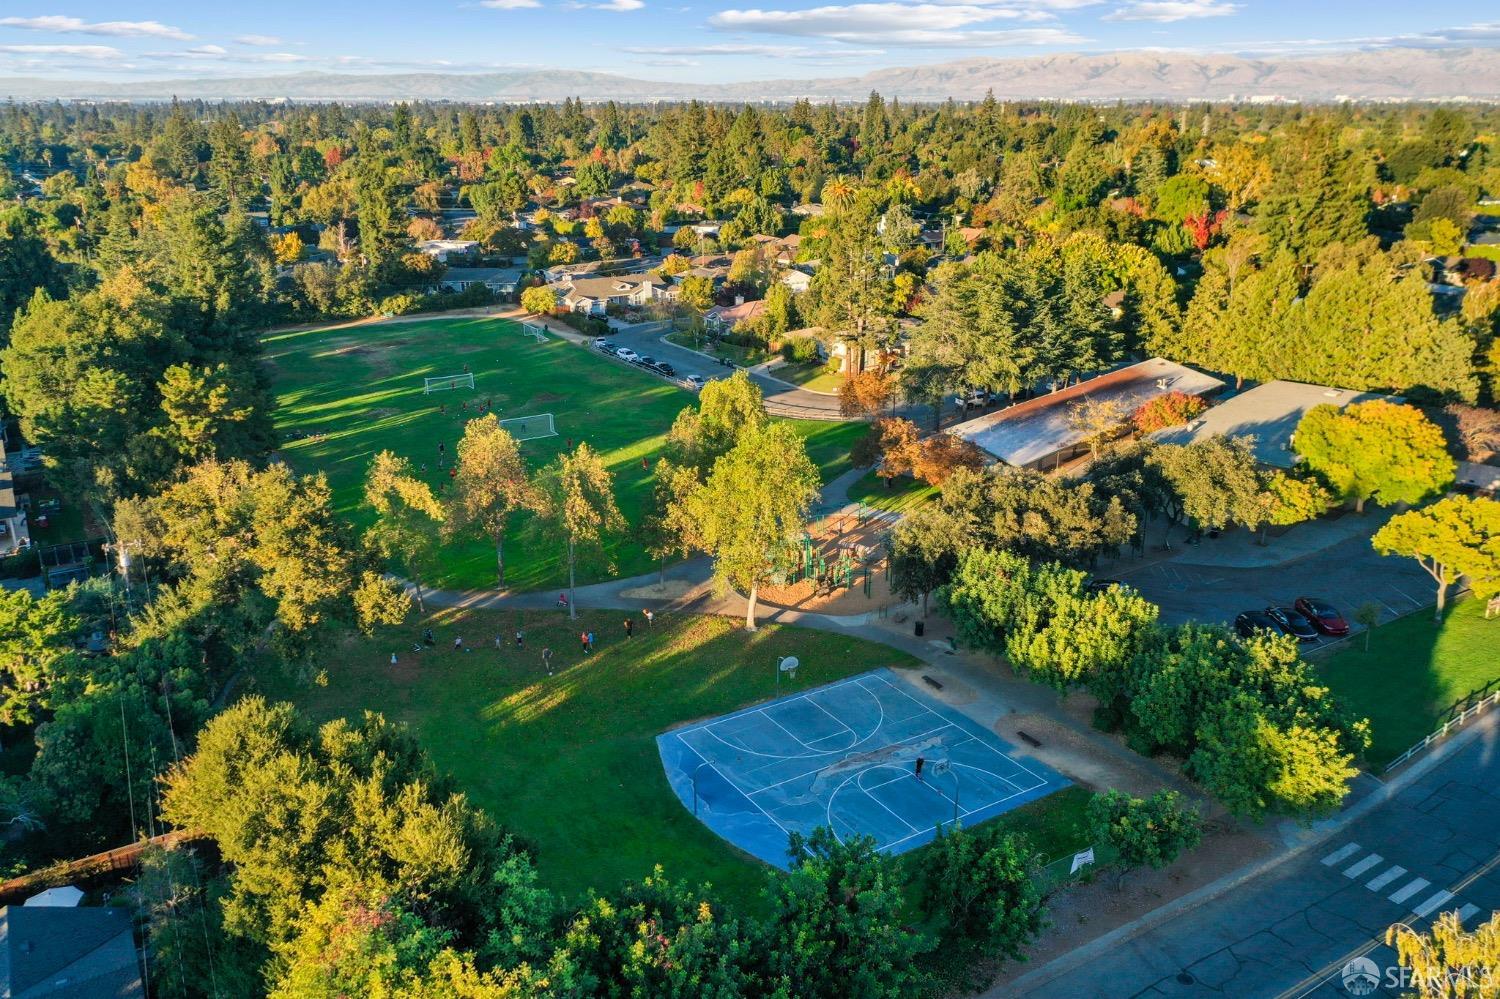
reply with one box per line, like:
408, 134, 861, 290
1002, 718, 1500, 998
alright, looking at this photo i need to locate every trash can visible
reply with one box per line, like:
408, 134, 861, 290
914, 620, 925, 637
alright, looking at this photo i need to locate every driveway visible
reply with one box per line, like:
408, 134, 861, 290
1103, 524, 1434, 642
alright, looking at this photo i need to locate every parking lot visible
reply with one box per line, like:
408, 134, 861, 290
1110, 529, 1434, 644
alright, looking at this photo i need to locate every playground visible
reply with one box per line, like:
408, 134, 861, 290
756, 503, 901, 615
657, 668, 1070, 868
264, 315, 866, 592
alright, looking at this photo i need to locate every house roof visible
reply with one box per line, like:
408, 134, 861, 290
951, 358, 1225, 467
0, 906, 143, 999
561, 274, 660, 300
441, 267, 522, 284
415, 239, 477, 254
1152, 379, 1402, 469
704, 300, 767, 325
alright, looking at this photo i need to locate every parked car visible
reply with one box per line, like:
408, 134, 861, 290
616, 347, 640, 363
954, 387, 990, 409
1293, 597, 1350, 636
684, 374, 706, 389
1234, 610, 1280, 639
634, 354, 657, 369
1265, 606, 1320, 642
653, 361, 676, 377
594, 339, 617, 354
1086, 578, 1122, 594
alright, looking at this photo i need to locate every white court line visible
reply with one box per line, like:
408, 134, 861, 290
1411, 890, 1455, 919
1343, 855, 1384, 879
745, 721, 961, 797
672, 734, 793, 842
1321, 843, 1363, 866
683, 672, 883, 760
1389, 878, 1431, 905
1365, 866, 1407, 891
805, 695, 858, 739
854, 769, 920, 833
758, 708, 843, 754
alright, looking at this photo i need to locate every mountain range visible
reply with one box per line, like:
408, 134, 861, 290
3, 47, 1497, 103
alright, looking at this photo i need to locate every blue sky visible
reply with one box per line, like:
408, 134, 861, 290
0, 4, 1496, 83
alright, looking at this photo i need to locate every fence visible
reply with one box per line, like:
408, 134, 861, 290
0, 828, 207, 905
1383, 681, 1500, 774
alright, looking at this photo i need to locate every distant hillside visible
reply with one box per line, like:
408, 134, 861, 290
4, 47, 1498, 103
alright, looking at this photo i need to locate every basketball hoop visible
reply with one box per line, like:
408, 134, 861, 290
930, 758, 952, 778
775, 655, 800, 697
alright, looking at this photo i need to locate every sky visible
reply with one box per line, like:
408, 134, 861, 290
0, 3, 1497, 84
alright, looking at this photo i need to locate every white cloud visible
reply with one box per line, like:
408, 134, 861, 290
593, 0, 646, 9
0, 42, 122, 58
235, 34, 284, 46
0, 15, 192, 40
479, 0, 543, 7
1103, 1, 1236, 22
187, 44, 228, 55
709, 4, 1084, 45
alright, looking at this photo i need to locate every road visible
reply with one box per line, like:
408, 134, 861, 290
1000, 717, 1500, 998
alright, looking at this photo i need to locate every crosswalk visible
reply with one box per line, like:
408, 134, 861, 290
1319, 841, 1493, 925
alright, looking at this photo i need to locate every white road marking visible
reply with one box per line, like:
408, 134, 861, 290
1411, 890, 1455, 918
1389, 878, 1431, 905
1457, 903, 1481, 923
1321, 843, 1363, 867
1365, 866, 1407, 891
1343, 854, 1384, 879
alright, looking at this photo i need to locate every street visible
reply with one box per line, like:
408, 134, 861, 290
999, 718, 1500, 998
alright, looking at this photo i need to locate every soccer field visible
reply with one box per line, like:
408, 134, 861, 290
265, 316, 865, 591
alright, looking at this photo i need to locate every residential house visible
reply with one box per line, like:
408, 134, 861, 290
0, 437, 28, 557
791, 203, 825, 218
415, 239, 478, 263
556, 274, 663, 315
542, 258, 653, 285
0, 905, 144, 998
950, 358, 1226, 471
438, 267, 523, 296
779, 269, 813, 294
703, 299, 767, 334
1152, 380, 1403, 469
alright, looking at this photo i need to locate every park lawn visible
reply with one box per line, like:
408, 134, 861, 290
773, 361, 843, 394
663, 331, 772, 367
265, 317, 865, 592
1316, 596, 1500, 769
849, 469, 940, 516
256, 606, 921, 912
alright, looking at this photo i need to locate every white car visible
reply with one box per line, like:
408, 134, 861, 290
684, 374, 706, 390
616, 347, 640, 363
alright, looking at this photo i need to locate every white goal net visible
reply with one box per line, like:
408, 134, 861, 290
424, 372, 475, 394
500, 413, 558, 442
521, 322, 548, 343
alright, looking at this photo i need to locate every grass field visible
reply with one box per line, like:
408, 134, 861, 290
848, 469, 941, 515
1317, 596, 1500, 768
257, 606, 922, 910
663, 330, 773, 367
773, 360, 843, 394
266, 317, 864, 591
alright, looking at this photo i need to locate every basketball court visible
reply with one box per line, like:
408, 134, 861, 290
657, 668, 1069, 869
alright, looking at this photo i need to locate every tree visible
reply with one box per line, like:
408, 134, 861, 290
636, 459, 700, 582
1132, 392, 1207, 434
0, 588, 77, 728
444, 415, 543, 587
839, 369, 895, 419
1259, 470, 1332, 542
1295, 401, 1456, 513
762, 827, 925, 999
940, 467, 1136, 568
1354, 602, 1381, 651
912, 433, 986, 487
1385, 910, 1500, 999
520, 284, 558, 316
1065, 397, 1129, 461
269, 231, 304, 265
156, 362, 263, 462
1087, 789, 1202, 888
922, 825, 1045, 957
679, 274, 715, 311
1372, 495, 1500, 622
813, 196, 896, 375
1153, 436, 1266, 537
364, 451, 446, 612
535, 443, 626, 619
664, 369, 768, 474
888, 505, 967, 618
679, 423, 820, 629
855, 418, 921, 487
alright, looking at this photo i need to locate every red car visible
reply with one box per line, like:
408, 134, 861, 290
1294, 597, 1349, 636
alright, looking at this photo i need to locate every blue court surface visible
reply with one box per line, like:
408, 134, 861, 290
656, 668, 1070, 869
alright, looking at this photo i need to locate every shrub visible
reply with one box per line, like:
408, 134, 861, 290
1132, 391, 1208, 433
782, 336, 821, 364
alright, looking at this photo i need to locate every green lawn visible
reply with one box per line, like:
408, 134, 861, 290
1317, 596, 1500, 768
663, 330, 772, 367
266, 317, 864, 591
848, 469, 940, 516
256, 606, 921, 910
773, 361, 843, 394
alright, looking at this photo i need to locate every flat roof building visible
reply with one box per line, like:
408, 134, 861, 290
1152, 379, 1401, 468
951, 358, 1225, 470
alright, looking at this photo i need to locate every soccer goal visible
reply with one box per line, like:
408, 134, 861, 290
423, 373, 475, 394
500, 413, 558, 442
521, 321, 548, 343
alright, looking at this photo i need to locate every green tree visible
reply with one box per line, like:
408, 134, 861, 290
762, 827, 926, 999
1386, 910, 1500, 999
888, 505, 966, 618
664, 369, 769, 474
0, 588, 78, 728
1153, 436, 1266, 538
1260, 470, 1332, 541
444, 415, 543, 587
940, 467, 1135, 568
1372, 495, 1500, 622
678, 274, 715, 311
520, 284, 558, 315
679, 423, 820, 629
535, 442, 626, 619
1087, 789, 1202, 888
1295, 401, 1456, 513
813, 195, 896, 375
922, 825, 1045, 957
364, 450, 446, 612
